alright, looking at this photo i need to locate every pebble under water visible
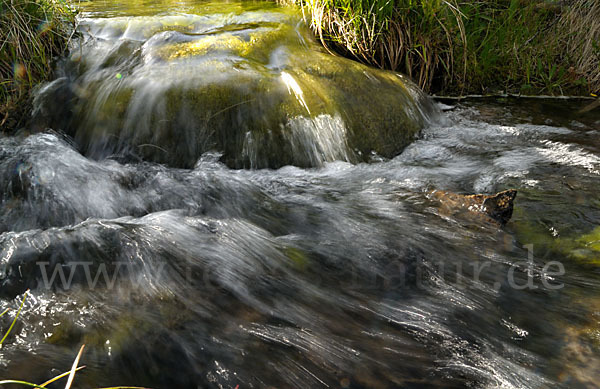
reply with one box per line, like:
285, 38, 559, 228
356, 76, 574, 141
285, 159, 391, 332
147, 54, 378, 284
2, 1, 600, 388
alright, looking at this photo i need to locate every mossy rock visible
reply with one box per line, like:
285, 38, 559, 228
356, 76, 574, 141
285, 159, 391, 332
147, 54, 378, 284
567, 227, 600, 265
555, 297, 600, 386
511, 202, 600, 266
38, 8, 436, 169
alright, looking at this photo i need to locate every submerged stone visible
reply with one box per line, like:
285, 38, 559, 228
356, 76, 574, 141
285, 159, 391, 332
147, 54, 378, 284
510, 200, 600, 266
568, 227, 600, 265
556, 297, 600, 386
32, 5, 437, 169
428, 189, 518, 226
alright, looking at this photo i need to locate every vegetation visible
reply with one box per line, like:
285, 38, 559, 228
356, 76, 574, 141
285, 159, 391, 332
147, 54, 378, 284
0, 0, 75, 130
284, 0, 600, 96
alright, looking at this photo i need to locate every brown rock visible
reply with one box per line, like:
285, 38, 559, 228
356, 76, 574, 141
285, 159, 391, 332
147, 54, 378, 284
428, 189, 517, 226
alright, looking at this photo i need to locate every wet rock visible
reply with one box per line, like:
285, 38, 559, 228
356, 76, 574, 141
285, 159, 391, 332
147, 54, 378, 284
556, 298, 600, 387
428, 189, 517, 226
32, 9, 437, 169
567, 226, 600, 265
560, 327, 600, 386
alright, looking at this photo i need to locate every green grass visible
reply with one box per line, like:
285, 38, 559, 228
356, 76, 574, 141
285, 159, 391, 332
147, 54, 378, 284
0, 290, 27, 347
285, 0, 600, 96
0, 0, 76, 130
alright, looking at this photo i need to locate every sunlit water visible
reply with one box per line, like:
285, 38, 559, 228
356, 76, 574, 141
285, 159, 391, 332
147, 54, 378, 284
2, 1, 600, 388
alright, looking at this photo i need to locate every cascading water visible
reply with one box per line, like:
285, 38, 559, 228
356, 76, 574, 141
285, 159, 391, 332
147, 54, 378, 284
32, 0, 436, 169
2, 1, 600, 388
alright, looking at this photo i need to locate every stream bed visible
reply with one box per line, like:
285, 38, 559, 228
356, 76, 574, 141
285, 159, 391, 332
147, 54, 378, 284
1, 1, 600, 388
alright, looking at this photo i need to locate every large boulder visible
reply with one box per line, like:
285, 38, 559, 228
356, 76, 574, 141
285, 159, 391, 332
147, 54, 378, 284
33, 7, 437, 168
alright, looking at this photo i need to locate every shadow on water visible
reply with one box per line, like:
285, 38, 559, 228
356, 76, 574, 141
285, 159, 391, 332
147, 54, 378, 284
1, 1, 600, 388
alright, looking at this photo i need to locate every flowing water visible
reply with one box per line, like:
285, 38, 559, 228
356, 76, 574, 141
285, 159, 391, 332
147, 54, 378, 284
2, 1, 600, 388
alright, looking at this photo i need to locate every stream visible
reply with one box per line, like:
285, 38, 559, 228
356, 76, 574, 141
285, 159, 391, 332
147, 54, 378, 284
1, 1, 600, 388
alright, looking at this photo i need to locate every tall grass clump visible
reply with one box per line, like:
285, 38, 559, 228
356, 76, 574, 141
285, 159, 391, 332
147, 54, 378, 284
0, 0, 75, 130
293, 0, 466, 91
287, 0, 600, 96
557, 0, 600, 93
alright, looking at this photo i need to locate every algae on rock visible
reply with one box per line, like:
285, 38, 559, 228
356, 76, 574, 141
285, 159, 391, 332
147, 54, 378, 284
34, 5, 437, 169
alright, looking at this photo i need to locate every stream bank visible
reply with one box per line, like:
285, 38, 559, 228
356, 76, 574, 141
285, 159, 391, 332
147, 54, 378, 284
284, 0, 600, 97
0, 0, 75, 131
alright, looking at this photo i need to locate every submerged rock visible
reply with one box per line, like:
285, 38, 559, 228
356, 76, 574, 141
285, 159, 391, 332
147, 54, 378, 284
555, 297, 600, 386
579, 98, 600, 114
510, 208, 600, 266
567, 226, 600, 265
428, 189, 518, 226
32, 7, 437, 169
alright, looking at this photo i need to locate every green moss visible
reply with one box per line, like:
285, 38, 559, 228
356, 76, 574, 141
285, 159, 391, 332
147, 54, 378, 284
284, 246, 309, 270
155, 25, 294, 64
294, 53, 426, 157
568, 227, 600, 265
576, 227, 600, 251
511, 204, 600, 266
46, 319, 85, 346
82, 312, 153, 352
55, 3, 434, 169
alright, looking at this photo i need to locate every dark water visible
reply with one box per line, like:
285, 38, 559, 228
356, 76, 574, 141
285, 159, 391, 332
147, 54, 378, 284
2, 1, 600, 388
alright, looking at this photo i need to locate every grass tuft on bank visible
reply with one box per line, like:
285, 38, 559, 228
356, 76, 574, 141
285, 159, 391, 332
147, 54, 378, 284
0, 0, 75, 130
285, 0, 600, 96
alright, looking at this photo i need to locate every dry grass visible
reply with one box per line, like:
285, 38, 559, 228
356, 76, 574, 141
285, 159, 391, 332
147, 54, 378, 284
0, 0, 75, 130
558, 0, 600, 93
379, 1, 466, 92
285, 0, 600, 96
287, 0, 480, 92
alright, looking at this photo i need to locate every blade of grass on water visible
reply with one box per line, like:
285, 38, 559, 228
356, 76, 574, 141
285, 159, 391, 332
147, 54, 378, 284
0, 380, 47, 388
64, 344, 85, 389
41, 366, 86, 387
0, 290, 28, 346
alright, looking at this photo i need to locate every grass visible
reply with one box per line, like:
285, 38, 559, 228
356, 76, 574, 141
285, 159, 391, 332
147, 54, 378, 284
0, 290, 28, 347
285, 0, 600, 96
0, 0, 76, 130
557, 0, 600, 93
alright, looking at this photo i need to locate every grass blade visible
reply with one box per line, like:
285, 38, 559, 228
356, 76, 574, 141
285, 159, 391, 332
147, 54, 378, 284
0, 290, 28, 346
40, 366, 86, 387
64, 344, 85, 389
0, 380, 46, 388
